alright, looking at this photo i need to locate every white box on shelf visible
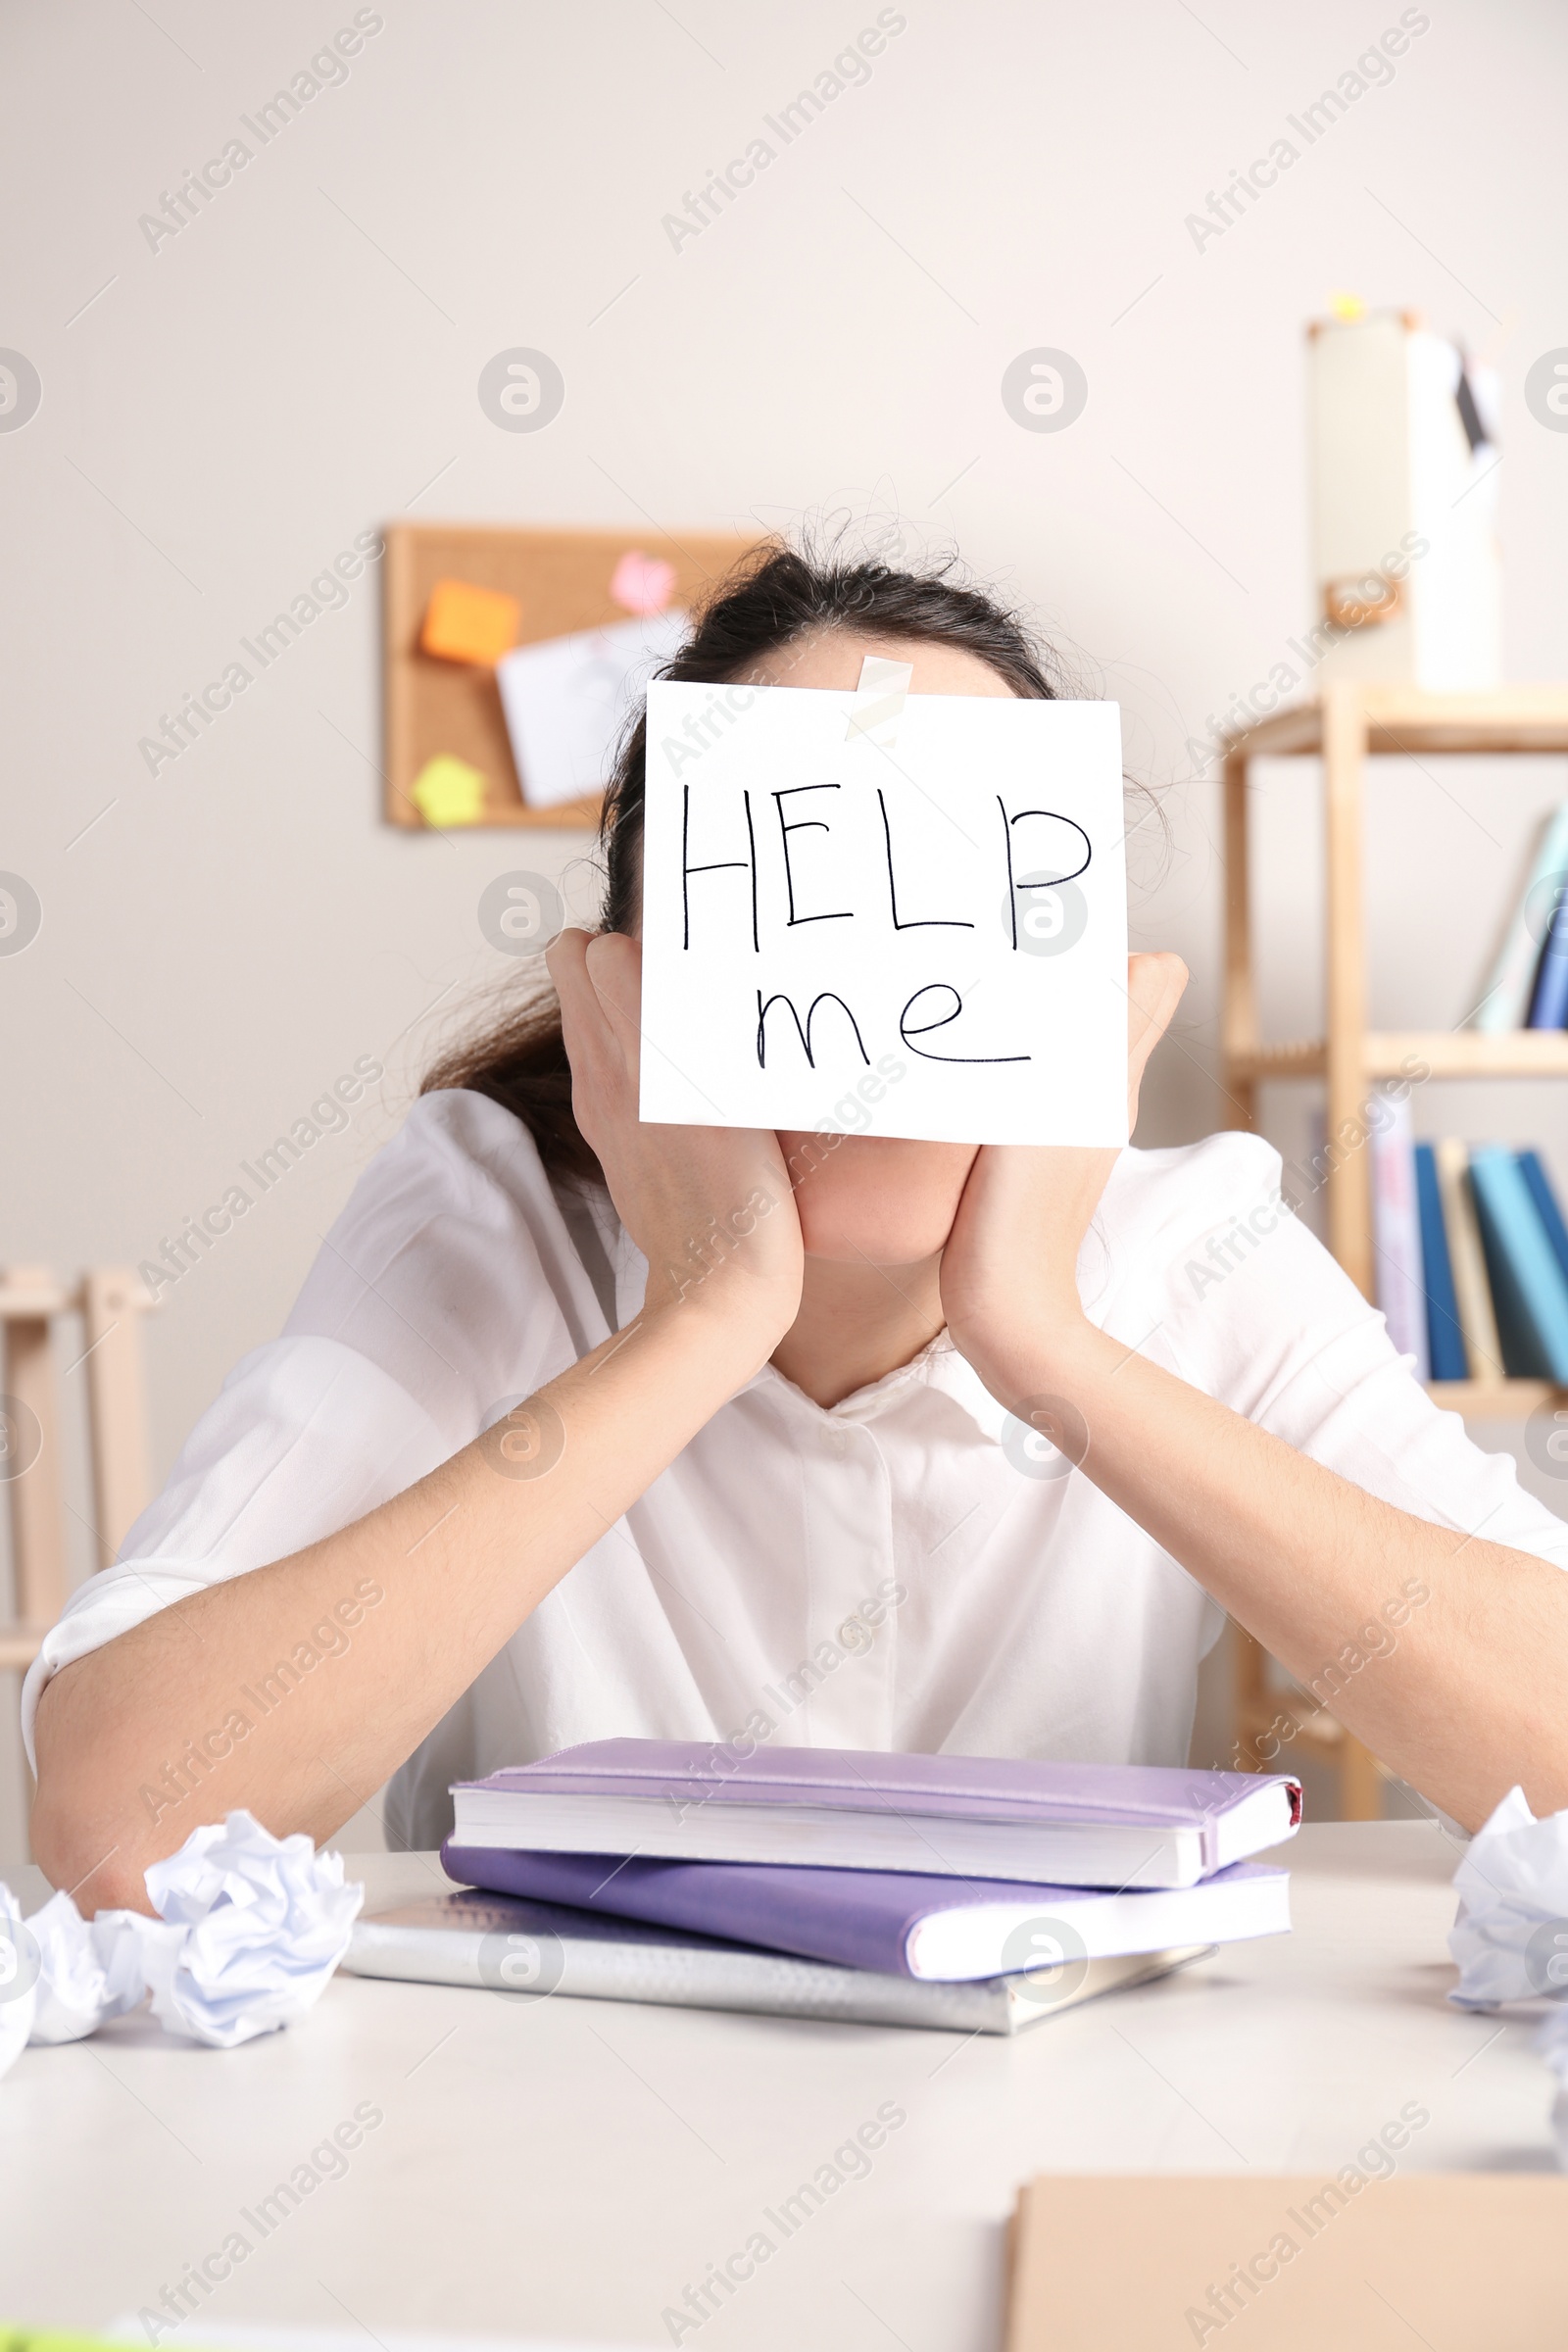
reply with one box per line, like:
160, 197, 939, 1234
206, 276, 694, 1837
1308, 311, 1500, 690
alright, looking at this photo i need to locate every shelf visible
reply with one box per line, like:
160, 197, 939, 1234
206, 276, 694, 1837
1428, 1380, 1565, 1416
1224, 684, 1568, 762
1228, 1031, 1568, 1083
1219, 685, 1568, 1813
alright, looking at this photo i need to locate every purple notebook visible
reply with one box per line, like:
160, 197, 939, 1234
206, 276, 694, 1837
449, 1740, 1302, 1891
440, 1845, 1292, 1982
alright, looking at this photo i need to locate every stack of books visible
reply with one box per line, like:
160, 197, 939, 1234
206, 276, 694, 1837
1471, 803, 1568, 1032
1373, 1101, 1568, 1384
349, 1741, 1300, 2035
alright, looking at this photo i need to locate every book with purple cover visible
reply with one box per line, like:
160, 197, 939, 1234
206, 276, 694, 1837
345, 1884, 1213, 2034
438, 1845, 1292, 1982
448, 1740, 1302, 1891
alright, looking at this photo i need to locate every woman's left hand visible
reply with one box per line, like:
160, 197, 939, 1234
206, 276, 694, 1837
939, 951, 1188, 1406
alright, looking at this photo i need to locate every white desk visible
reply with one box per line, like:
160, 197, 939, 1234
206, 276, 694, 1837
0, 1824, 1555, 2350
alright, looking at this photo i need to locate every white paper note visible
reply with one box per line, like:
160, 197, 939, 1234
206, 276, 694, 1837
638, 684, 1128, 1146
498, 611, 689, 808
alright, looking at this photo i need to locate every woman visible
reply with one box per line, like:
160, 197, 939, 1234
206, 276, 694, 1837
29, 549, 1568, 1905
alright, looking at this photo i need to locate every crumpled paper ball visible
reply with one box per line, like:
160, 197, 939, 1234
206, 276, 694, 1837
0, 1809, 363, 2063
108, 1810, 365, 2048
26, 1887, 137, 2044
1535, 2003, 1568, 2170
0, 1883, 38, 2077
1449, 1785, 1568, 2009
1448, 1785, 1568, 2172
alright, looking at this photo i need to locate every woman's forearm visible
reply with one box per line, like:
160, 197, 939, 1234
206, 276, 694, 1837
977, 1318, 1568, 1829
31, 1293, 778, 1910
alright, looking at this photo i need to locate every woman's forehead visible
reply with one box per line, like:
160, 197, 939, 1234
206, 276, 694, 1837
733, 627, 1018, 699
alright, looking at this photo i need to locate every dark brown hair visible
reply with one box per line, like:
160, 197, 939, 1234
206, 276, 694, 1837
422, 542, 1062, 1183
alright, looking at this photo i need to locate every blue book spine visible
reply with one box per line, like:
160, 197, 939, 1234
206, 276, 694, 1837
1518, 1151, 1568, 1289
1467, 1148, 1568, 1383
1470, 1167, 1549, 1378
1528, 896, 1568, 1028
1414, 1143, 1468, 1380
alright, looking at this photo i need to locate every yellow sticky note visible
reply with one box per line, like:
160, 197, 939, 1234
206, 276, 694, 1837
412, 755, 487, 828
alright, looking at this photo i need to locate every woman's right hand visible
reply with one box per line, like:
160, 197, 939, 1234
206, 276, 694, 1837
547, 930, 805, 1345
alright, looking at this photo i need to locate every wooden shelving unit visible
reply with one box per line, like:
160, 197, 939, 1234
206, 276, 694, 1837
1220, 682, 1568, 1812
0, 1266, 156, 1673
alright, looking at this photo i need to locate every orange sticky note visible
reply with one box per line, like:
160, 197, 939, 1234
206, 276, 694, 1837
420, 578, 521, 667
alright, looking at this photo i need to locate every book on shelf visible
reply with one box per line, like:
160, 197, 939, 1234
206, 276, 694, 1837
1435, 1139, 1503, 1377
1470, 802, 1568, 1033
1412, 1142, 1468, 1379
1370, 1095, 1430, 1377
1529, 892, 1568, 1030
1378, 1139, 1568, 1392
1520, 1150, 1568, 1287
1468, 1149, 1568, 1381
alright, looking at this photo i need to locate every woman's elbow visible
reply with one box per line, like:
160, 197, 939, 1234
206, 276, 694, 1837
29, 1672, 159, 1915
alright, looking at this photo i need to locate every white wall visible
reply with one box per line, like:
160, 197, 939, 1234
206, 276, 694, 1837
4, 0, 1567, 1847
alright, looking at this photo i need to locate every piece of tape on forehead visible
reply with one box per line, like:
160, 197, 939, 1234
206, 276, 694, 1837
845, 653, 914, 748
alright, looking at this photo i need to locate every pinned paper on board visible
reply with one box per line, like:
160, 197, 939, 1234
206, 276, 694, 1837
638, 681, 1129, 1147
497, 609, 689, 808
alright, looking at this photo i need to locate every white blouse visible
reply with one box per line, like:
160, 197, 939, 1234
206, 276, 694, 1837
24, 1090, 1568, 1850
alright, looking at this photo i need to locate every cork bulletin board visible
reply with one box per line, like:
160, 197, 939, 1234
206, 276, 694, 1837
381, 521, 761, 829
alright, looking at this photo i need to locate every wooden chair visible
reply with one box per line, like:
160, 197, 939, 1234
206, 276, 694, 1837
0, 1265, 158, 1673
